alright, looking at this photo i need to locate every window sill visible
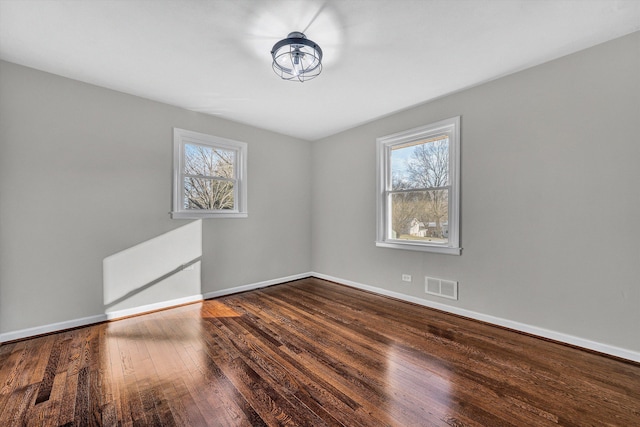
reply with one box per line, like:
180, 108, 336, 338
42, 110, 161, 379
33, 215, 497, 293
171, 211, 248, 219
376, 241, 461, 255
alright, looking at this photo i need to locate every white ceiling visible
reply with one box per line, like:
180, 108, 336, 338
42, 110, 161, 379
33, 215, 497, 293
1, 0, 639, 141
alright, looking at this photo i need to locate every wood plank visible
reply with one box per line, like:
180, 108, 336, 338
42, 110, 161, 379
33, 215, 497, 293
1, 277, 639, 426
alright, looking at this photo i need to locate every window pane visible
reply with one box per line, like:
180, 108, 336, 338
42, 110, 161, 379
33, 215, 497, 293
184, 143, 235, 179
391, 136, 449, 190
390, 189, 449, 243
184, 177, 235, 210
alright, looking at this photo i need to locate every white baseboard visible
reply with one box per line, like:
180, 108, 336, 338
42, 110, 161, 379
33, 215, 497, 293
0, 272, 313, 344
4, 271, 638, 364
105, 294, 205, 320
0, 314, 108, 343
0, 294, 206, 343
310, 272, 640, 364
202, 272, 312, 299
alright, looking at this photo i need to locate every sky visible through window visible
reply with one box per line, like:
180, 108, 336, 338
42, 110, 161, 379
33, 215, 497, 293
391, 145, 414, 182
391, 136, 449, 186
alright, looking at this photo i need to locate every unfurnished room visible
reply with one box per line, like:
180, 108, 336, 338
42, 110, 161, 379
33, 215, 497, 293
1, 0, 639, 426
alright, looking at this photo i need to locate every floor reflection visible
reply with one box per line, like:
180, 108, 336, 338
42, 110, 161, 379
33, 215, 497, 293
384, 342, 454, 425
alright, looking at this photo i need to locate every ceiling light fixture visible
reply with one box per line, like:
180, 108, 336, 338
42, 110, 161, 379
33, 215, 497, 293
271, 32, 323, 82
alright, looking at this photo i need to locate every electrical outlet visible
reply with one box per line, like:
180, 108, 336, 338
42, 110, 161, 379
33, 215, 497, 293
402, 274, 412, 282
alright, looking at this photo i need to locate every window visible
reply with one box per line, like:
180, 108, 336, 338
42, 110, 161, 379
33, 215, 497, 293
376, 116, 460, 254
172, 128, 247, 219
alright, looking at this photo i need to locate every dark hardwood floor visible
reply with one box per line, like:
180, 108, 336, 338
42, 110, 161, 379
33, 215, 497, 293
1, 277, 639, 426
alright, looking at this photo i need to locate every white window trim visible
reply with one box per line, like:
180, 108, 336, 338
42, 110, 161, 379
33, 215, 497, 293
376, 116, 461, 255
172, 128, 248, 219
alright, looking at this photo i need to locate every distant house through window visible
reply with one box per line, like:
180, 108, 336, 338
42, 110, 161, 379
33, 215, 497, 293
376, 117, 460, 254
172, 128, 247, 219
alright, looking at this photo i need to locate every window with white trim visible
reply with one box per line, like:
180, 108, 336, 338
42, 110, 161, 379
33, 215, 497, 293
172, 128, 247, 219
376, 116, 460, 254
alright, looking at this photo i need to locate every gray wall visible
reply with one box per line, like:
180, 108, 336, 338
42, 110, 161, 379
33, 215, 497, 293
2, 32, 639, 355
311, 32, 640, 353
0, 61, 312, 333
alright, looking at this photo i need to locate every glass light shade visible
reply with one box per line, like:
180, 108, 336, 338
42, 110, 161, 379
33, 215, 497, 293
271, 32, 323, 82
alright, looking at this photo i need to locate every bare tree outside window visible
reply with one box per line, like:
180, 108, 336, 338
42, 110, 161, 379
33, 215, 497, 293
376, 116, 460, 254
172, 128, 247, 219
183, 144, 235, 210
390, 137, 449, 242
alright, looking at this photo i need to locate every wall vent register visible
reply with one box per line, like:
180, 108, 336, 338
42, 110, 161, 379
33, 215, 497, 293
425, 276, 458, 300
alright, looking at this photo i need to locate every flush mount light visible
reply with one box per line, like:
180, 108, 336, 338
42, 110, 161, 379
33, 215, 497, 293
271, 31, 323, 82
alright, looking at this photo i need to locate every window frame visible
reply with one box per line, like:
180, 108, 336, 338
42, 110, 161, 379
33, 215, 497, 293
172, 128, 248, 219
376, 116, 461, 255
